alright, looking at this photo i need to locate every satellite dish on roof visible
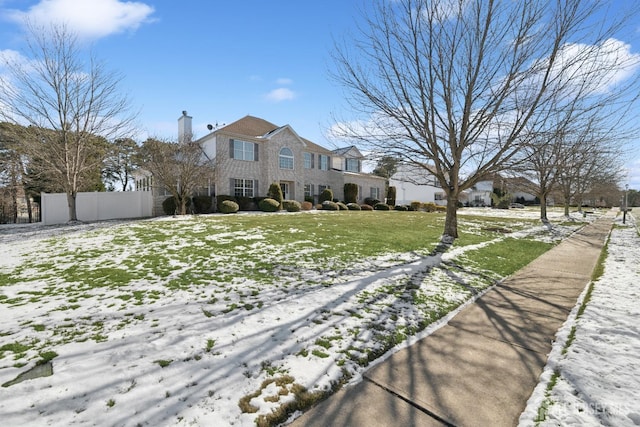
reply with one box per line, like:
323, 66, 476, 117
207, 124, 213, 131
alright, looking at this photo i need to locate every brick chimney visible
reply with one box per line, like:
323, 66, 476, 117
178, 110, 192, 143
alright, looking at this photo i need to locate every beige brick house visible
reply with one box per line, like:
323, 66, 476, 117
138, 112, 386, 213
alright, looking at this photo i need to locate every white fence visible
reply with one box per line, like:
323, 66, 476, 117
41, 191, 153, 225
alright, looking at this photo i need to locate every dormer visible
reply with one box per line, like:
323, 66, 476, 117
332, 146, 364, 172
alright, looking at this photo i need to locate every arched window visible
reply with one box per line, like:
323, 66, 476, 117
279, 147, 294, 169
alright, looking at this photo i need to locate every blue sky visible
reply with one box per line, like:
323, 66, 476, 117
1, 0, 640, 189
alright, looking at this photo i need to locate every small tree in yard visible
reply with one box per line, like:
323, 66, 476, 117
267, 183, 283, 209
386, 186, 396, 206
344, 183, 358, 204
138, 136, 214, 215
318, 188, 333, 204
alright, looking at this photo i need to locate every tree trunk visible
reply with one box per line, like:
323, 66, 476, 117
443, 194, 459, 240
25, 194, 33, 223
564, 202, 570, 217
539, 193, 548, 222
67, 192, 78, 222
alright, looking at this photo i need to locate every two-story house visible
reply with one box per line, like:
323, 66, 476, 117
138, 112, 386, 213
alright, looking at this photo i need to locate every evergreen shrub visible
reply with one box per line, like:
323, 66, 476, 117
386, 186, 397, 206
336, 202, 348, 210
344, 183, 358, 204
259, 198, 280, 212
192, 195, 212, 214
220, 200, 239, 214
319, 188, 334, 204
360, 204, 374, 211
374, 203, 390, 211
346, 203, 361, 210
321, 200, 339, 211
282, 200, 301, 212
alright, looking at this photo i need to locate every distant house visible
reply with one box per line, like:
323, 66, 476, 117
466, 180, 494, 207
136, 113, 385, 214
388, 163, 445, 206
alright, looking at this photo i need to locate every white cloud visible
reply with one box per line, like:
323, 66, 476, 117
275, 77, 293, 85
6, 0, 155, 39
265, 87, 296, 102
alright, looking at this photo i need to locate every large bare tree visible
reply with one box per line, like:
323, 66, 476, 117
0, 24, 137, 222
331, 0, 639, 240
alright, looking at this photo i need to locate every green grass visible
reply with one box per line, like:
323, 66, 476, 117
458, 237, 554, 278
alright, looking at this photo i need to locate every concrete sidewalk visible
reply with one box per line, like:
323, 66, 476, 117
290, 212, 614, 427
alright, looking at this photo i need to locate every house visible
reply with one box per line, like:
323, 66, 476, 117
136, 113, 386, 213
388, 163, 445, 206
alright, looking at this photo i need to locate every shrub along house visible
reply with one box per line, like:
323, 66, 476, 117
136, 112, 385, 214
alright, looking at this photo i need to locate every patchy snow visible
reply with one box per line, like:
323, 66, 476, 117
0, 208, 621, 427
519, 213, 640, 427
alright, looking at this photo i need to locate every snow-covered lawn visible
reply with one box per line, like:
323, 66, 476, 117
520, 213, 640, 427
0, 208, 595, 426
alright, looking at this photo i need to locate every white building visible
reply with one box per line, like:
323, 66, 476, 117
389, 163, 445, 206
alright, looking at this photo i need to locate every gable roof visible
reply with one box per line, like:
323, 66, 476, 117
218, 115, 279, 138
332, 145, 364, 158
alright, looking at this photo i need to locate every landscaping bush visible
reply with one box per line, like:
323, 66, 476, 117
162, 196, 192, 215
304, 195, 314, 204
436, 205, 447, 212
394, 205, 408, 211
346, 202, 361, 211
216, 195, 237, 212
364, 197, 380, 207
267, 183, 284, 209
219, 200, 239, 214
301, 201, 313, 211
318, 188, 333, 204
423, 202, 437, 212
374, 203, 390, 211
343, 183, 358, 204
259, 198, 280, 212
282, 200, 301, 212
235, 196, 258, 211
192, 195, 212, 214
336, 202, 348, 211
386, 186, 397, 206
321, 200, 339, 211
410, 201, 422, 211
360, 204, 374, 211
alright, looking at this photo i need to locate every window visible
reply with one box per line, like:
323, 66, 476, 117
318, 154, 329, 170
435, 193, 444, 201
318, 185, 330, 194
279, 147, 294, 169
370, 187, 380, 200
234, 179, 255, 197
304, 184, 314, 199
232, 140, 256, 161
304, 152, 314, 169
345, 158, 360, 172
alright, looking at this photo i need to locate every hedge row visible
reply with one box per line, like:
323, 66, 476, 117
163, 195, 447, 215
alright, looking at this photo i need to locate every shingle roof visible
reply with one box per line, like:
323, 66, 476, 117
218, 115, 279, 137
219, 115, 335, 154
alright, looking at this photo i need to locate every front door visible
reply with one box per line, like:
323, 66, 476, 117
280, 182, 291, 200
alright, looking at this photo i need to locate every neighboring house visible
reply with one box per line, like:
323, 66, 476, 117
466, 180, 494, 207
136, 113, 386, 213
388, 163, 444, 206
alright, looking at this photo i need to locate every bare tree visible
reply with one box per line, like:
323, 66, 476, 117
331, 0, 640, 240
138, 136, 214, 215
556, 132, 624, 216
0, 24, 137, 222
